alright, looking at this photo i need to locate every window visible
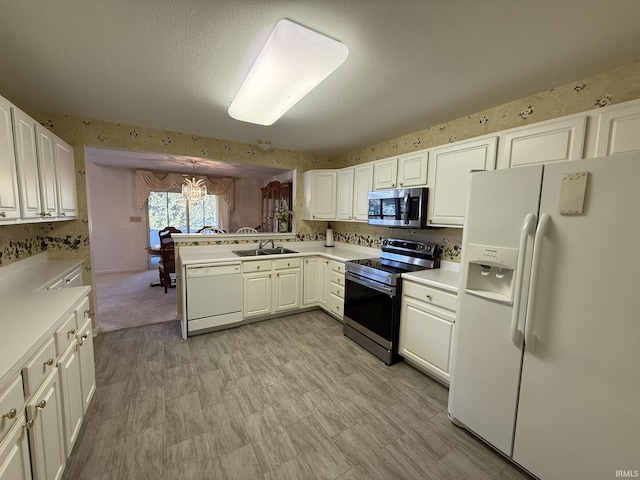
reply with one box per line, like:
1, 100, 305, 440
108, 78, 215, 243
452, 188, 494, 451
147, 192, 219, 245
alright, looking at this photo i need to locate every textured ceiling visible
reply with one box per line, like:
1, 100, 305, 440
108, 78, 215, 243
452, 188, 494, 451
1, 0, 639, 158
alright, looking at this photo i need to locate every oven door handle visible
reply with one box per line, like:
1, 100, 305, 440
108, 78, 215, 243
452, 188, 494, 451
345, 271, 396, 297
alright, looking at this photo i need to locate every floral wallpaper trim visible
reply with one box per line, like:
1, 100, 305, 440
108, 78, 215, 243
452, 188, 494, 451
0, 232, 89, 265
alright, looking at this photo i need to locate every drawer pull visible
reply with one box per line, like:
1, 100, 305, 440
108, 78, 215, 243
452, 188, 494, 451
2, 408, 17, 419
84, 309, 90, 319
36, 400, 47, 409
68, 328, 76, 336
23, 419, 34, 430
426, 295, 433, 301
44, 358, 54, 367
82, 333, 89, 340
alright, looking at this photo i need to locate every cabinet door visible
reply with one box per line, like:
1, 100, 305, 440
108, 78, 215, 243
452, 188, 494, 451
273, 268, 301, 312
352, 164, 373, 221
398, 150, 428, 187
0, 96, 20, 222
428, 136, 497, 226
336, 168, 354, 221
243, 272, 271, 318
373, 157, 398, 189
77, 318, 96, 413
57, 342, 83, 457
399, 297, 454, 384
302, 257, 319, 305
35, 125, 58, 218
12, 108, 42, 219
53, 137, 77, 218
497, 116, 586, 169
594, 100, 640, 156
0, 416, 32, 480
27, 370, 65, 480
303, 170, 337, 220
317, 259, 330, 307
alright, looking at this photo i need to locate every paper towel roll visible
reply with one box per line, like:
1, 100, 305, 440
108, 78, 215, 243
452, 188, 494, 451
325, 223, 334, 247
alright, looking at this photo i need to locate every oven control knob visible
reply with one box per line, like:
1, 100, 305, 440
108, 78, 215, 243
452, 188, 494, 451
417, 245, 424, 250
388, 240, 394, 246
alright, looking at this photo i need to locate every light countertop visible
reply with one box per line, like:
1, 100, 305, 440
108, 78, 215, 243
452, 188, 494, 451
0, 254, 90, 390
402, 261, 461, 293
179, 241, 381, 265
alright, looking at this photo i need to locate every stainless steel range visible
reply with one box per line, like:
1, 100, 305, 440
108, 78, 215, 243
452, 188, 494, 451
343, 238, 439, 365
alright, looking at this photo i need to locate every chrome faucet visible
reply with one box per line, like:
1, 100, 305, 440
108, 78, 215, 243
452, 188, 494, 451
258, 239, 275, 250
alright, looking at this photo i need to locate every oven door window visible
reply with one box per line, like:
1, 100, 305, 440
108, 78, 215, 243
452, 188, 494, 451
344, 280, 396, 342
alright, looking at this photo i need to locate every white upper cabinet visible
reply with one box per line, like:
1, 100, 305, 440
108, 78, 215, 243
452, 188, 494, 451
336, 167, 354, 221
352, 163, 374, 221
35, 125, 59, 218
497, 116, 586, 169
591, 99, 640, 157
303, 170, 337, 220
336, 164, 373, 222
374, 150, 428, 190
373, 157, 398, 189
53, 136, 77, 218
397, 150, 428, 187
12, 108, 43, 220
427, 135, 497, 227
0, 96, 20, 222
2, 95, 76, 224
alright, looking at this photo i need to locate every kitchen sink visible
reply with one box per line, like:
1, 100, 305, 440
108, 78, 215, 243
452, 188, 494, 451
232, 247, 297, 257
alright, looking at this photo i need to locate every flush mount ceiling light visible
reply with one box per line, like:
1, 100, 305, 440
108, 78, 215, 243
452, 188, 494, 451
228, 19, 349, 126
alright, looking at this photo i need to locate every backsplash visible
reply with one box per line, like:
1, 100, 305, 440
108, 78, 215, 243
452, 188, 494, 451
0, 62, 639, 270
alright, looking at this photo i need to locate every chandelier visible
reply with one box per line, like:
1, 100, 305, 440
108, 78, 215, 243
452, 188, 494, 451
182, 161, 207, 204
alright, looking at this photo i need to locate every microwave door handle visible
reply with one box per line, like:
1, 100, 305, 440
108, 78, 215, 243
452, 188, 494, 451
403, 193, 410, 224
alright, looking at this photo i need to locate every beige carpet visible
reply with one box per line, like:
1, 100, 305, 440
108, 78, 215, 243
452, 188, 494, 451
95, 269, 177, 332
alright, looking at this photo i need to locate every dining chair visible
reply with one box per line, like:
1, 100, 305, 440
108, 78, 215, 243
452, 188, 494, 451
236, 227, 258, 233
198, 226, 227, 234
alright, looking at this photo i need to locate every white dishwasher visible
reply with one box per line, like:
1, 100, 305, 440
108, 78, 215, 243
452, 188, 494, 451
185, 262, 242, 336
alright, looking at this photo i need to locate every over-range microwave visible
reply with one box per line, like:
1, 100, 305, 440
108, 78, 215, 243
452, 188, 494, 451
367, 187, 429, 228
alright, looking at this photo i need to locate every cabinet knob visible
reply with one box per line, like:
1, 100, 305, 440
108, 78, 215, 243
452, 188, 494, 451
2, 408, 17, 419
426, 294, 433, 301
400, 182, 403, 186
257, 265, 260, 270
391, 183, 396, 187
60, 212, 66, 217
0, 211, 5, 217
23, 419, 34, 430
36, 400, 47, 409
68, 328, 76, 337
44, 358, 54, 367
82, 333, 89, 340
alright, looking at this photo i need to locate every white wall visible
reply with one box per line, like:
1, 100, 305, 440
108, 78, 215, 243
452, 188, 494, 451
86, 162, 149, 273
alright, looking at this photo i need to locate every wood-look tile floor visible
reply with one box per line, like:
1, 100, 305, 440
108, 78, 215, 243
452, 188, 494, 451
62, 310, 535, 480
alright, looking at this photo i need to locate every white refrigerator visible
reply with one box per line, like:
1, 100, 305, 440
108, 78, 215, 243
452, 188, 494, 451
448, 153, 640, 480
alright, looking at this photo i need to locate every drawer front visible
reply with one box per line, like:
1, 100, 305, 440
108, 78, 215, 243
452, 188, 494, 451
328, 293, 344, 319
403, 281, 457, 312
54, 312, 78, 356
22, 337, 57, 397
330, 260, 344, 274
242, 260, 272, 273
0, 375, 24, 442
273, 257, 300, 270
330, 270, 344, 287
329, 283, 344, 300
75, 296, 91, 327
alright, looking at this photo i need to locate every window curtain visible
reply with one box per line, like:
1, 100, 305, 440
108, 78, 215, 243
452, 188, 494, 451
135, 170, 234, 231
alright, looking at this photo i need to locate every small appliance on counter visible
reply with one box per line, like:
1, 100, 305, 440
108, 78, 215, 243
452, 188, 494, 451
343, 238, 439, 364
325, 222, 334, 247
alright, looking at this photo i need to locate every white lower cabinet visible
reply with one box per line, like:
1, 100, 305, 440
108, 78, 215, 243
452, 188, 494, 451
302, 257, 320, 305
243, 259, 301, 318
327, 261, 345, 320
57, 341, 83, 458
27, 369, 65, 480
76, 318, 96, 414
0, 416, 32, 480
399, 280, 457, 385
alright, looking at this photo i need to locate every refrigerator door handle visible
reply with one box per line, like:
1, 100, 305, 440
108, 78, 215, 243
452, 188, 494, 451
524, 213, 551, 352
510, 213, 536, 348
